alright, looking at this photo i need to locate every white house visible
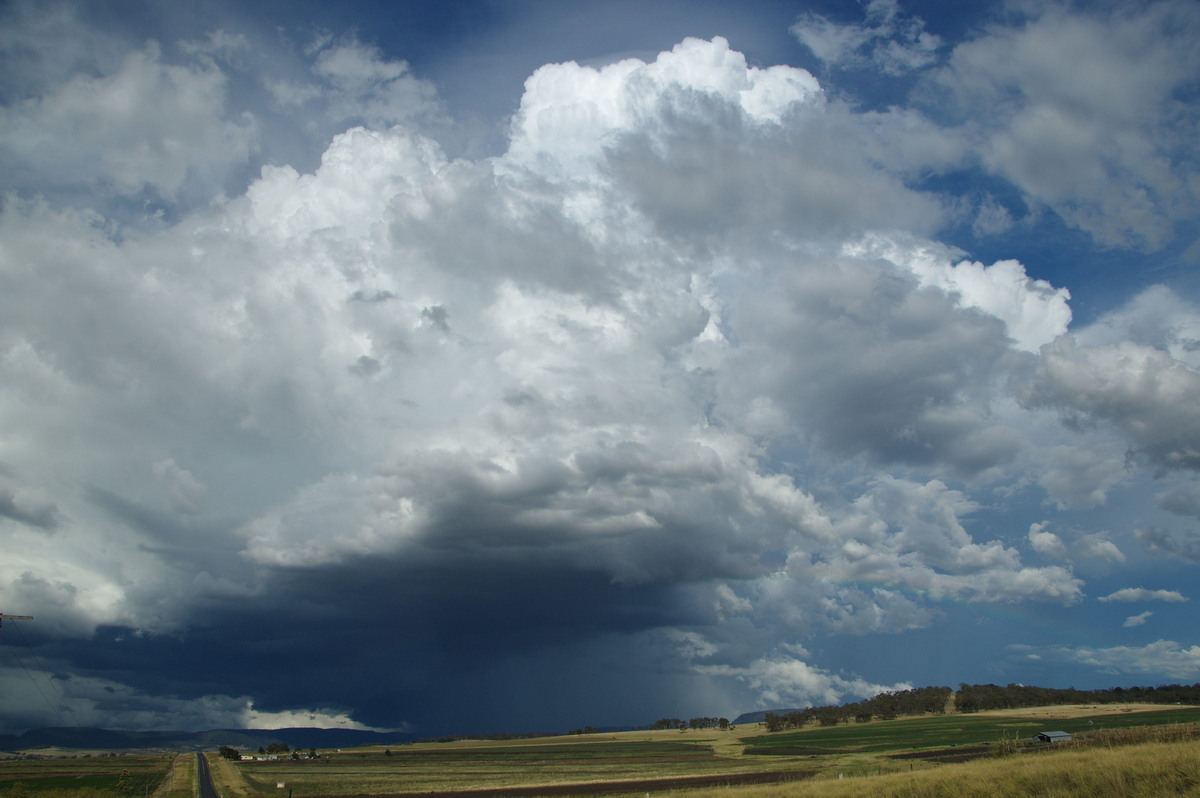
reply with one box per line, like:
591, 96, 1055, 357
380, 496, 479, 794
1033, 731, 1072, 743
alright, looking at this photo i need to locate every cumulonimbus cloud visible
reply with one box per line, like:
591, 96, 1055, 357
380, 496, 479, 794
1, 0, 1199, 732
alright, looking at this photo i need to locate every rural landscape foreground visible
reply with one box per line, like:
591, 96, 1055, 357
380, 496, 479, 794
3, 698, 1200, 798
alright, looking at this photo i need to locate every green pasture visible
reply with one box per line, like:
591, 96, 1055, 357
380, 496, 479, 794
234, 737, 784, 795
743, 706, 1200, 755
232, 707, 1200, 795
377, 739, 712, 763
0, 755, 170, 796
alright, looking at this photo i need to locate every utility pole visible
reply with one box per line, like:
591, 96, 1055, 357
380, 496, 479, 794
0, 614, 33, 627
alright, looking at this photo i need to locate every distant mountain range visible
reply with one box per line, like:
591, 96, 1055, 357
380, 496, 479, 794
1, 713, 805, 752
0, 726, 413, 753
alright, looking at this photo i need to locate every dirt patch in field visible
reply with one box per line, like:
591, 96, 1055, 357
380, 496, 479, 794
317, 769, 816, 798
889, 745, 992, 764
743, 746, 841, 756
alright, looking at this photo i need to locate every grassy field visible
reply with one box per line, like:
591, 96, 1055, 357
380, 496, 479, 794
230, 735, 806, 796
219, 705, 1200, 796
0, 753, 172, 797
742, 705, 1200, 755
672, 739, 1200, 798
3, 704, 1198, 797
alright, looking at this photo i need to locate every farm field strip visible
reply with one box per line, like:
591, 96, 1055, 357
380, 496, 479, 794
227, 707, 1200, 796
742, 705, 1200, 755
0, 753, 171, 795
234, 739, 799, 796
4, 704, 1198, 796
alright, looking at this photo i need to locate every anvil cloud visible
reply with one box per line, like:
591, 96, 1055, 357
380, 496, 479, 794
1, 0, 1198, 736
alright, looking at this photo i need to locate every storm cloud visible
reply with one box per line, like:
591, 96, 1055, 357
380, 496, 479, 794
1, 0, 1199, 736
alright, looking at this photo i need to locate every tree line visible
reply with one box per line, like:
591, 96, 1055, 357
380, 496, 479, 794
954, 682, 1200, 713
764, 686, 952, 731
219, 743, 320, 760
758, 682, 1200, 731
650, 717, 731, 731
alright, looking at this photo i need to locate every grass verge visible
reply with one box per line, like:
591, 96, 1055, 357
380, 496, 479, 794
152, 754, 196, 798
207, 754, 262, 798
674, 739, 1200, 798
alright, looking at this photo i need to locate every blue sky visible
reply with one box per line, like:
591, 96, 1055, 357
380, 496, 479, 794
1, 0, 1199, 737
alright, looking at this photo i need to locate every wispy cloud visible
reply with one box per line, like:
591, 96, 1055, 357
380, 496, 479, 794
1100, 588, 1188, 604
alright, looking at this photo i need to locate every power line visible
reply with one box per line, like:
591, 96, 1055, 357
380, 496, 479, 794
8, 619, 78, 725
0, 615, 75, 728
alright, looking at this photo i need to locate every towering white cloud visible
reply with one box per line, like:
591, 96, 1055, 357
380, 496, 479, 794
1, 0, 1199, 733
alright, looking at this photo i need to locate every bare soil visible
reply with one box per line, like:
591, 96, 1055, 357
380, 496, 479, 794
889, 745, 993, 764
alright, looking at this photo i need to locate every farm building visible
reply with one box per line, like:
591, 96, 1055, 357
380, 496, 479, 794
1033, 731, 1072, 743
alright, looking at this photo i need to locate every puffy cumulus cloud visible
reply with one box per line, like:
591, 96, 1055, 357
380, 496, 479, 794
1136, 526, 1200, 563
0, 40, 256, 201
795, 477, 1083, 605
1013, 288, 1200, 513
268, 36, 443, 132
1075, 285, 1200, 371
241, 703, 403, 732
714, 255, 1028, 477
0, 2, 444, 214
507, 36, 952, 249
508, 36, 822, 176
1034, 442, 1129, 510
1039, 640, 1200, 680
1, 13, 1197, 735
1028, 522, 1125, 563
1028, 522, 1067, 559
699, 649, 912, 709
1099, 588, 1187, 604
928, 1, 1200, 251
845, 233, 1071, 354
1157, 483, 1200, 520
1075, 534, 1125, 563
756, 580, 936, 638
1025, 336, 1200, 472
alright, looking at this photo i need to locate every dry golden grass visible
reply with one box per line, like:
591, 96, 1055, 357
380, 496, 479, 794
206, 753, 261, 798
676, 737, 1200, 798
233, 733, 785, 797
978, 702, 1198, 719
151, 754, 195, 798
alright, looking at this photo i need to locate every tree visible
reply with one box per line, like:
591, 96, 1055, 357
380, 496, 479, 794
219, 746, 240, 761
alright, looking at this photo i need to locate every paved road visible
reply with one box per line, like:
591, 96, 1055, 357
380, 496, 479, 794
196, 752, 220, 798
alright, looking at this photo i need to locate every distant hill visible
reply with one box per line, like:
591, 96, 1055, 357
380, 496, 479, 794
0, 726, 413, 753
731, 709, 807, 726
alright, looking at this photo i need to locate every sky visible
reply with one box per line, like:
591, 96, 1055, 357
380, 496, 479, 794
1, 0, 1199, 738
